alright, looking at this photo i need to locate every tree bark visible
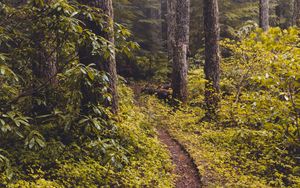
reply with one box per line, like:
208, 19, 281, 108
31, 0, 58, 114
161, 0, 168, 48
100, 0, 118, 114
31, 41, 58, 114
167, 0, 176, 64
171, 0, 189, 103
32, 40, 58, 86
259, 0, 269, 31
78, 0, 118, 114
203, 0, 220, 120
293, 0, 300, 26
8, 0, 58, 116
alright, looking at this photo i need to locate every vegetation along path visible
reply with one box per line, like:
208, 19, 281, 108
158, 128, 202, 188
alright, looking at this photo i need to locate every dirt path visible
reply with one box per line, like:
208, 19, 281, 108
158, 128, 202, 188
130, 83, 201, 187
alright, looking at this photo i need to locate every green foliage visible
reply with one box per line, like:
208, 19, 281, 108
143, 27, 300, 187
190, 0, 258, 54
0, 1, 173, 187
220, 27, 300, 143
190, 0, 294, 56
1, 0, 299, 187
114, 0, 168, 81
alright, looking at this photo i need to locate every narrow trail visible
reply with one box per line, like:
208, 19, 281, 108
158, 128, 202, 188
131, 83, 201, 187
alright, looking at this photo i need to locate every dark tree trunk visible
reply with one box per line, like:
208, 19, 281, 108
293, 0, 300, 26
12, 0, 58, 115
171, 0, 189, 103
259, 0, 269, 31
203, 0, 220, 120
78, 0, 118, 114
32, 42, 58, 86
31, 41, 58, 114
32, 0, 58, 114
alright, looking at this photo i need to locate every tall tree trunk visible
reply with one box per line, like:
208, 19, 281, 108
167, 0, 176, 63
203, 0, 220, 120
12, 0, 58, 115
171, 0, 189, 103
10, 0, 58, 84
259, 0, 269, 31
31, 40, 58, 114
293, 0, 300, 26
149, 2, 163, 52
78, 0, 118, 114
161, 0, 168, 49
101, 0, 118, 114
32, 40, 58, 86
31, 0, 58, 115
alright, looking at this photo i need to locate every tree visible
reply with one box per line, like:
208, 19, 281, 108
31, 30, 58, 114
293, 0, 300, 26
189, 0, 259, 55
171, 0, 190, 103
167, 0, 176, 64
78, 0, 118, 114
100, 0, 118, 114
259, 0, 269, 31
161, 0, 168, 47
8, 0, 58, 114
203, 0, 220, 120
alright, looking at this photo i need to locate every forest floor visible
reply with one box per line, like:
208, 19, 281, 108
158, 128, 202, 188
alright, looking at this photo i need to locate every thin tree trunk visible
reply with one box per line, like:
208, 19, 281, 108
259, 0, 269, 31
203, 0, 220, 120
149, 1, 163, 52
293, 0, 300, 26
78, 0, 118, 114
171, 0, 189, 103
161, 0, 168, 49
100, 0, 118, 114
167, 0, 176, 63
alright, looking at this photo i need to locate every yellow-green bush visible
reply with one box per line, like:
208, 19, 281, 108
142, 28, 300, 187
1, 83, 174, 187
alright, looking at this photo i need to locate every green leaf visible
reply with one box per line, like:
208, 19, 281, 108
87, 70, 95, 81
35, 138, 46, 148
29, 138, 35, 149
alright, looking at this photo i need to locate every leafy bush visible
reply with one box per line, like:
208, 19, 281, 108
143, 27, 300, 187
0, 1, 173, 187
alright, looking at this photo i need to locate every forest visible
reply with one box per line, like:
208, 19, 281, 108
0, 0, 299, 187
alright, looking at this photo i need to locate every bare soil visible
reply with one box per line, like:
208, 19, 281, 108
158, 128, 202, 188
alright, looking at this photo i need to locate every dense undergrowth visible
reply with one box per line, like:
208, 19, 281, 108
144, 28, 300, 187
1, 1, 299, 187
0, 83, 174, 187
0, 1, 174, 186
